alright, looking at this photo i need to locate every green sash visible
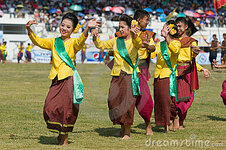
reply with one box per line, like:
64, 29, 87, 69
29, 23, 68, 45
116, 37, 140, 96
160, 41, 178, 102
54, 37, 84, 104
105, 50, 108, 56
2, 51, 6, 60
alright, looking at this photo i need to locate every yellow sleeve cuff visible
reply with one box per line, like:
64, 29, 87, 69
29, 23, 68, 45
196, 63, 203, 72
81, 32, 87, 39
94, 36, 100, 46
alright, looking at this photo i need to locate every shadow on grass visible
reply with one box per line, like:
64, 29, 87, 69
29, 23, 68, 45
38, 136, 57, 145
72, 129, 95, 134
38, 136, 73, 145
205, 115, 226, 121
95, 127, 146, 137
95, 127, 121, 137
134, 123, 164, 133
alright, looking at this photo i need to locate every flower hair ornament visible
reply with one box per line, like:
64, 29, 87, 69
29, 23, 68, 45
114, 20, 138, 38
131, 20, 138, 27
168, 24, 177, 36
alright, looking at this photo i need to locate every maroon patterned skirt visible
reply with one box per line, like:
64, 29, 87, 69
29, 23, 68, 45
43, 76, 79, 134
154, 77, 177, 126
176, 63, 198, 114
108, 71, 137, 125
136, 60, 153, 123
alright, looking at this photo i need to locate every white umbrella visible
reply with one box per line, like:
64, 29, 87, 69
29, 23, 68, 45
103, 6, 112, 11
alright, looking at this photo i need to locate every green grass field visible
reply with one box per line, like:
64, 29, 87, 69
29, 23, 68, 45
0, 63, 225, 150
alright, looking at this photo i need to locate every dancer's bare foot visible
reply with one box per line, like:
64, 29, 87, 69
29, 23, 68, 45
122, 135, 130, 140
179, 120, 185, 130
164, 125, 169, 133
58, 134, 68, 146
122, 125, 131, 140
179, 125, 185, 130
168, 121, 173, 130
146, 122, 153, 135
173, 115, 179, 131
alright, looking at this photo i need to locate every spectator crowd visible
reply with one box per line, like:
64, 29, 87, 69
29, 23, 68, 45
0, 0, 225, 32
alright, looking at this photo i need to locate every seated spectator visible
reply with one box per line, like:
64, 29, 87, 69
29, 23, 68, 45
16, 9, 24, 18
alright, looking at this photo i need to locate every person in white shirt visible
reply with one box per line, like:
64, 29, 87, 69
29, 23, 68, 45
9, 5, 15, 18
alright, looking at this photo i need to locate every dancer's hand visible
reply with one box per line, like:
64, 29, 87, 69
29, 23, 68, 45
91, 29, 99, 41
141, 34, 155, 52
108, 49, 114, 56
202, 68, 210, 80
130, 25, 140, 39
26, 20, 38, 35
142, 40, 150, 49
26, 20, 38, 30
130, 25, 140, 34
83, 19, 102, 37
161, 24, 169, 38
191, 45, 201, 54
87, 19, 102, 28
142, 34, 150, 48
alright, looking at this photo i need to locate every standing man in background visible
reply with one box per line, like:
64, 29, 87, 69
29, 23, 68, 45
205, 34, 219, 70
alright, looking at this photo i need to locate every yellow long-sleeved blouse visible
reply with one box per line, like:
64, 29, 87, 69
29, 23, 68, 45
29, 31, 87, 80
94, 36, 142, 76
151, 40, 181, 78
196, 63, 203, 72
178, 37, 198, 63
137, 31, 155, 60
